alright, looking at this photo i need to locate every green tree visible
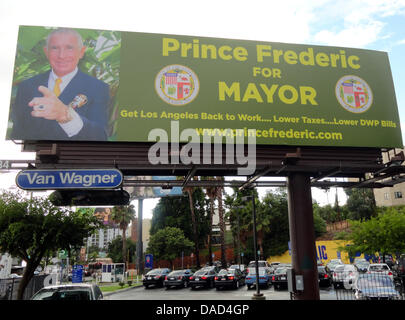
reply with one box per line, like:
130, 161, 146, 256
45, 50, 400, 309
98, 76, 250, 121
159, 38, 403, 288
107, 236, 137, 264
342, 207, 405, 258
0, 191, 102, 300
147, 227, 194, 269
111, 204, 136, 268
261, 188, 290, 257
345, 188, 377, 221
150, 187, 209, 267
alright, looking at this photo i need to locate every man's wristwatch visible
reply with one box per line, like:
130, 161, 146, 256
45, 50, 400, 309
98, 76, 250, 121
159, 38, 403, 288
58, 105, 75, 124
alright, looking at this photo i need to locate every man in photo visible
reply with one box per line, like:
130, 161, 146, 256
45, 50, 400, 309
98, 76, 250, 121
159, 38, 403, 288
10, 28, 110, 141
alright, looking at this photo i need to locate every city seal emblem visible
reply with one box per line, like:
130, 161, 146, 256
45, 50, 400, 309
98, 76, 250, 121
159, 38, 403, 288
335, 75, 373, 113
155, 65, 199, 105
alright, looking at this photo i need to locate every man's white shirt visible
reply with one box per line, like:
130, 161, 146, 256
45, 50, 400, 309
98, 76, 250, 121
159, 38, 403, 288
48, 68, 84, 137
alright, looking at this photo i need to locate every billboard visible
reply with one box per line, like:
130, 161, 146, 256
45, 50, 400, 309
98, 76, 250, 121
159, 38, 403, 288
7, 25, 402, 148
124, 176, 183, 199
93, 207, 118, 227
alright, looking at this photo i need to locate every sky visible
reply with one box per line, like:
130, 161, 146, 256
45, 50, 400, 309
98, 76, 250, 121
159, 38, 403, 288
1, 0, 405, 218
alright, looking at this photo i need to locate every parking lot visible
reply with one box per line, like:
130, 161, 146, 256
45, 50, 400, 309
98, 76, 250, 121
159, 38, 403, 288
105, 284, 338, 300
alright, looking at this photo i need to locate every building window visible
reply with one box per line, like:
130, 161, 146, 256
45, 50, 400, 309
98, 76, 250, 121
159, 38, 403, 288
394, 191, 403, 199
384, 193, 389, 200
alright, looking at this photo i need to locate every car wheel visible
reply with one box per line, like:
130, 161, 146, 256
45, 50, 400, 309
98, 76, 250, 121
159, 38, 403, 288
247, 284, 251, 290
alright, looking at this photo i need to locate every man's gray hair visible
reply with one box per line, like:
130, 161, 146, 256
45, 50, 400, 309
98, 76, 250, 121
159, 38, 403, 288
46, 28, 84, 49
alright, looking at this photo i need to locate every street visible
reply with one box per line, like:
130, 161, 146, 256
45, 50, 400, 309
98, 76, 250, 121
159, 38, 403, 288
105, 285, 338, 300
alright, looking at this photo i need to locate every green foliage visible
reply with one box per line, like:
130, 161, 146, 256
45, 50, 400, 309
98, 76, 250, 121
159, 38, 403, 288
107, 236, 137, 263
342, 207, 405, 256
111, 205, 136, 230
150, 189, 209, 247
147, 227, 194, 267
344, 188, 377, 221
0, 191, 102, 299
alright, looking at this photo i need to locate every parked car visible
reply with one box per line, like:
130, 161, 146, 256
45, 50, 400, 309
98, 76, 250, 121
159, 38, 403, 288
247, 260, 271, 273
164, 269, 193, 289
392, 254, 405, 288
378, 255, 394, 268
214, 268, 245, 290
143, 268, 171, 288
353, 273, 401, 300
332, 264, 358, 289
318, 266, 332, 287
229, 264, 247, 275
31, 284, 103, 300
326, 259, 343, 274
189, 266, 217, 289
270, 262, 281, 269
245, 268, 272, 289
355, 261, 370, 273
367, 263, 394, 281
272, 267, 289, 290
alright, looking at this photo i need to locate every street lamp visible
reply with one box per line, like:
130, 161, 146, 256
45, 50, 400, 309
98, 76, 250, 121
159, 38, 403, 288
242, 189, 265, 300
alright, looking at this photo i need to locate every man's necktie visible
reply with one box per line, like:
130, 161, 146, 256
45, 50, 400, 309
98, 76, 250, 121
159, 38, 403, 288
54, 78, 62, 97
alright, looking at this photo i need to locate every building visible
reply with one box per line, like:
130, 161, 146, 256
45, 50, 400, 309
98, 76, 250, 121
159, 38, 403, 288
130, 218, 151, 253
373, 148, 405, 207
86, 226, 130, 251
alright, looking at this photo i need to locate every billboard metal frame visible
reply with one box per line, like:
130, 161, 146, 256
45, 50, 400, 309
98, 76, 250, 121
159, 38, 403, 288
8, 141, 404, 190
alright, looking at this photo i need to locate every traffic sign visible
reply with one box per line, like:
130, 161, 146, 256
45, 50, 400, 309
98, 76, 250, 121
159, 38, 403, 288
58, 250, 68, 259
16, 169, 123, 190
72, 265, 83, 283
145, 254, 153, 269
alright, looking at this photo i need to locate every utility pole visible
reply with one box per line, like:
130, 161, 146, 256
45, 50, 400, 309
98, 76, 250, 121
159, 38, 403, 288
242, 190, 265, 300
136, 198, 143, 276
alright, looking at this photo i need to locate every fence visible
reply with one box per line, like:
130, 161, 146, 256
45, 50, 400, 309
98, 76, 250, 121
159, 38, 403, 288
334, 272, 404, 300
0, 275, 47, 300
326, 220, 349, 232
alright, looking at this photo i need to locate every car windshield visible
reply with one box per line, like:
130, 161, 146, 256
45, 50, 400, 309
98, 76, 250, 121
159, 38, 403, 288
147, 269, 165, 275
275, 268, 287, 274
195, 268, 212, 275
334, 265, 345, 272
229, 265, 242, 269
369, 265, 389, 271
168, 271, 183, 276
32, 288, 91, 300
357, 276, 393, 289
248, 261, 267, 267
218, 269, 235, 276
248, 269, 266, 276
357, 262, 369, 266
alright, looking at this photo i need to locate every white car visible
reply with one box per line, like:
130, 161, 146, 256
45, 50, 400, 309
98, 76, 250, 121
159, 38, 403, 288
247, 260, 271, 274
31, 283, 103, 300
332, 264, 358, 289
367, 263, 394, 281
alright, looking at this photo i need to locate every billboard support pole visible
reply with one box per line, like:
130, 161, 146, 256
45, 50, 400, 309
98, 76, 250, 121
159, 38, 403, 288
136, 198, 143, 276
287, 173, 320, 300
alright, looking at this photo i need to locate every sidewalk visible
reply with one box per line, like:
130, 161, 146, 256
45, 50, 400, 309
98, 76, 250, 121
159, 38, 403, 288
101, 282, 143, 297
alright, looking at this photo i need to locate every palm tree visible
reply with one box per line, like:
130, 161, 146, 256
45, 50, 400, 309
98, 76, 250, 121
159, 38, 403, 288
202, 176, 218, 266
183, 185, 201, 268
111, 204, 136, 268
